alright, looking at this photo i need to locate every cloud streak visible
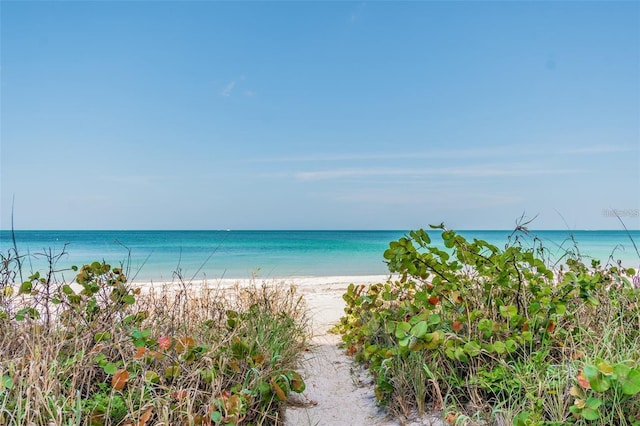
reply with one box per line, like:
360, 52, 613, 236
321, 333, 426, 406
220, 81, 236, 97
294, 164, 583, 181
247, 144, 635, 164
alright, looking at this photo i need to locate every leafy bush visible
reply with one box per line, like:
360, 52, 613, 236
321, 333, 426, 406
335, 225, 640, 425
0, 251, 309, 425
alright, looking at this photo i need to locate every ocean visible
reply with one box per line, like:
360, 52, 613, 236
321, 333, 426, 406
0, 230, 638, 282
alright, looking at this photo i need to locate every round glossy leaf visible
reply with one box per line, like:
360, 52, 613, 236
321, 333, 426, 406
584, 365, 609, 393
410, 321, 428, 339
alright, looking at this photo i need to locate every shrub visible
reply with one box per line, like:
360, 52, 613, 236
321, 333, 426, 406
335, 225, 640, 425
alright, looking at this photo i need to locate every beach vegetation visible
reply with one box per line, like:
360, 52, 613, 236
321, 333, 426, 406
334, 225, 640, 425
0, 250, 308, 425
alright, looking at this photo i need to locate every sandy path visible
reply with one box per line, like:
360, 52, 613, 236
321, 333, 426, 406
284, 277, 444, 426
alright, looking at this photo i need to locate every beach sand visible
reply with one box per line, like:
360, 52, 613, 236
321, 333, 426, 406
277, 276, 444, 426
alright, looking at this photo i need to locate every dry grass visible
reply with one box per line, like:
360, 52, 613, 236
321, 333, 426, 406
0, 254, 310, 426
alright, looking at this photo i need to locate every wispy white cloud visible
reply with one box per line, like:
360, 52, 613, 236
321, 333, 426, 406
349, 2, 366, 23
247, 144, 633, 164
220, 75, 255, 98
330, 189, 522, 207
294, 164, 583, 181
559, 144, 637, 154
99, 175, 165, 186
220, 81, 236, 97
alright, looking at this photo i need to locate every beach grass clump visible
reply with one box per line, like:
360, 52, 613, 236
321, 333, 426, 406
0, 252, 309, 425
334, 225, 640, 425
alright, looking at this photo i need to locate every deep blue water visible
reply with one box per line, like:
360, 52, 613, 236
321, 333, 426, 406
0, 230, 638, 281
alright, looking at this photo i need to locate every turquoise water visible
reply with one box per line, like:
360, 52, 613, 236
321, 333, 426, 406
0, 230, 638, 282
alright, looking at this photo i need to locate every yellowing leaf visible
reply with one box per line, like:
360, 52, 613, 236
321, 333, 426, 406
270, 379, 287, 401
252, 352, 266, 365
175, 336, 195, 353
144, 371, 159, 383
164, 365, 181, 379
596, 360, 614, 376
225, 394, 242, 415
569, 385, 583, 397
290, 372, 306, 393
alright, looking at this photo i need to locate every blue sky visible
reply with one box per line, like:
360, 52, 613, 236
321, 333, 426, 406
1, 1, 638, 230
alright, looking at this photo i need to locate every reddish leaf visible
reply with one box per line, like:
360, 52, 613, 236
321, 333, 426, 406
428, 296, 439, 306
171, 389, 188, 399
577, 370, 591, 389
148, 350, 164, 360
158, 335, 172, 350
135, 408, 153, 426
452, 321, 462, 332
133, 347, 147, 359
445, 413, 458, 425
111, 369, 130, 390
89, 344, 104, 354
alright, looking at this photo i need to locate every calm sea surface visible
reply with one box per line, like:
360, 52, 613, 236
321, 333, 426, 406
1, 230, 638, 282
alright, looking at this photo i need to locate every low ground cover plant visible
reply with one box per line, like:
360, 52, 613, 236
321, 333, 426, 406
335, 225, 640, 425
0, 252, 308, 425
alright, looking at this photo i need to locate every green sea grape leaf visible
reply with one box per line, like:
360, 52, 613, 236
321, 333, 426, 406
103, 363, 118, 375
586, 397, 603, 410
18, 281, 32, 295
581, 407, 600, 421
395, 321, 411, 338
1, 375, 12, 390
463, 341, 482, 357
94, 332, 111, 342
619, 368, 640, 395
505, 339, 517, 353
454, 347, 469, 363
398, 336, 410, 348
499, 305, 517, 318
427, 314, 441, 326
584, 365, 610, 393
211, 411, 222, 423
410, 321, 429, 339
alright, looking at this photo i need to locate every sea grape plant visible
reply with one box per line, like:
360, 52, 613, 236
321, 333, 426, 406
335, 225, 639, 423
